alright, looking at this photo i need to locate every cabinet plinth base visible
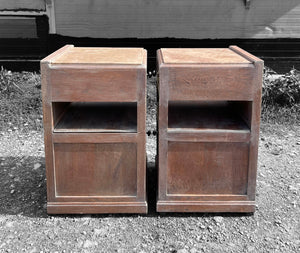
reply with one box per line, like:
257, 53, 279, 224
47, 201, 147, 214
157, 200, 255, 213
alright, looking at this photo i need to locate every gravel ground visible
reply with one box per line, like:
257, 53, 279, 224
0, 77, 299, 252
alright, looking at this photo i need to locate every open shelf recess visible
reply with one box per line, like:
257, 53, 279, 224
168, 101, 251, 133
53, 102, 137, 133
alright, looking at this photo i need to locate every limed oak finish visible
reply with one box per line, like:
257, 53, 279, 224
41, 45, 147, 214
157, 46, 263, 213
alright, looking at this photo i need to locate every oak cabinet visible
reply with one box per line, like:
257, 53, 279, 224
41, 45, 147, 214
157, 47, 263, 212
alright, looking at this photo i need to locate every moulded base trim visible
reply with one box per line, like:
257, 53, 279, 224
47, 201, 147, 214
157, 200, 255, 213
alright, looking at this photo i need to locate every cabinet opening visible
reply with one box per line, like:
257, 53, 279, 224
168, 101, 252, 132
52, 102, 137, 133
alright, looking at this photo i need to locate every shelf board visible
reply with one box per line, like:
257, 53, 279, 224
54, 102, 137, 133
167, 131, 251, 143
168, 102, 250, 133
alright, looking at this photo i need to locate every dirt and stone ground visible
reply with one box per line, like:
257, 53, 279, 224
0, 77, 299, 252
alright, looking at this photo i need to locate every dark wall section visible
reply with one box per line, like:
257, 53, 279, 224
0, 15, 300, 73
48, 35, 300, 73
0, 15, 48, 71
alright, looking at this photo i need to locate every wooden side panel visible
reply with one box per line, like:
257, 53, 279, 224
229, 101, 253, 129
54, 0, 300, 39
54, 143, 137, 198
136, 65, 147, 201
52, 102, 70, 128
157, 56, 169, 200
49, 67, 138, 102
0, 0, 45, 10
167, 65, 255, 101
167, 142, 249, 195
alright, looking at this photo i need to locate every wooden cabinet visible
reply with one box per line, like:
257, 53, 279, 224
41, 45, 147, 214
157, 47, 263, 213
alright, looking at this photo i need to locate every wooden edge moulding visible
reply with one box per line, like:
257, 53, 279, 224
41, 45, 147, 214
157, 46, 263, 213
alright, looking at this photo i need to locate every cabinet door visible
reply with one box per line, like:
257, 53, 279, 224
54, 143, 137, 198
167, 142, 249, 195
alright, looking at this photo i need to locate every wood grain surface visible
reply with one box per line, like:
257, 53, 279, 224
53, 47, 144, 65
157, 46, 263, 212
166, 64, 255, 101
167, 142, 249, 195
49, 67, 139, 102
41, 46, 147, 214
161, 48, 250, 64
54, 143, 137, 197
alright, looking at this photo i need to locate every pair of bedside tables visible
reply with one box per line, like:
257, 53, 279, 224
41, 45, 263, 214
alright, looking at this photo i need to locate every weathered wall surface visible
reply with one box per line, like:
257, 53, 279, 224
0, 0, 45, 10
54, 0, 300, 39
